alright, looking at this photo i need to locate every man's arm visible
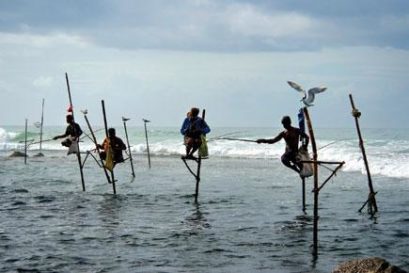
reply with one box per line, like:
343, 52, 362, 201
53, 126, 69, 140
180, 118, 189, 135
118, 138, 127, 150
257, 132, 283, 144
201, 120, 210, 134
75, 123, 83, 138
53, 133, 67, 140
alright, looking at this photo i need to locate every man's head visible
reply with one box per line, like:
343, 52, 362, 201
281, 116, 291, 129
66, 114, 74, 123
108, 128, 116, 137
190, 107, 200, 117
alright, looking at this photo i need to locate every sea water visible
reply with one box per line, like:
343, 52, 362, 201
0, 126, 408, 273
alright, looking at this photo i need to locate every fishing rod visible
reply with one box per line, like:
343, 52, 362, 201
221, 136, 346, 150
27, 137, 54, 146
28, 128, 104, 147
217, 137, 258, 143
79, 127, 105, 143
206, 131, 246, 142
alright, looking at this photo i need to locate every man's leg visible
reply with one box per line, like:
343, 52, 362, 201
281, 152, 300, 173
188, 138, 202, 157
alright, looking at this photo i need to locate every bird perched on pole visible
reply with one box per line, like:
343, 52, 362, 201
287, 81, 327, 107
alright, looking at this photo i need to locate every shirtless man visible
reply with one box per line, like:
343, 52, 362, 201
257, 116, 309, 173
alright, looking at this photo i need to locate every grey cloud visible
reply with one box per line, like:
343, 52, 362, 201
1, 0, 409, 51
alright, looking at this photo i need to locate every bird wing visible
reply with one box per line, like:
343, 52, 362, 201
308, 86, 327, 95
304, 86, 327, 104
287, 81, 305, 94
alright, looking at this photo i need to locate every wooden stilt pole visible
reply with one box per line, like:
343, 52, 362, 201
39, 98, 45, 155
349, 94, 378, 213
123, 117, 135, 177
101, 100, 116, 194
195, 109, 205, 203
303, 107, 319, 257
24, 119, 28, 164
65, 73, 85, 191
142, 119, 151, 169
195, 155, 202, 203
302, 177, 306, 211
83, 113, 112, 184
298, 107, 307, 212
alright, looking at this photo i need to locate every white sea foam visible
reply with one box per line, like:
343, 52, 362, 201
2, 126, 409, 179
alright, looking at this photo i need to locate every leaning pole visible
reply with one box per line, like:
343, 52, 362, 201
101, 100, 116, 194
349, 94, 378, 214
65, 73, 86, 191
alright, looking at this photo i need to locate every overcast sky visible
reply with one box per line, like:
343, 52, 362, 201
1, 0, 408, 128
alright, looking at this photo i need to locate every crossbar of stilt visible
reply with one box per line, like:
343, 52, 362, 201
314, 162, 344, 193
83, 113, 112, 184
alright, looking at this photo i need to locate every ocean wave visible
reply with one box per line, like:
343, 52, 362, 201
2, 126, 409, 179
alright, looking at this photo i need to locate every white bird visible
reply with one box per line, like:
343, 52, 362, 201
287, 81, 327, 107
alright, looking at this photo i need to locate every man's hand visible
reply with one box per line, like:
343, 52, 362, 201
256, 139, 264, 144
53, 136, 59, 140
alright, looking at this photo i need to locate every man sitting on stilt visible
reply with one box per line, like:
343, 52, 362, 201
180, 107, 210, 160
257, 116, 309, 174
98, 128, 127, 167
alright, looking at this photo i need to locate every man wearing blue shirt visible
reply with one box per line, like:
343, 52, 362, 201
180, 107, 210, 159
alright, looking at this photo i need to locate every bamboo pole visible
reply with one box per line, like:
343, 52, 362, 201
83, 113, 112, 184
65, 73, 85, 191
349, 94, 378, 213
142, 119, 151, 169
123, 117, 135, 177
303, 107, 319, 257
24, 119, 28, 164
101, 100, 116, 194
